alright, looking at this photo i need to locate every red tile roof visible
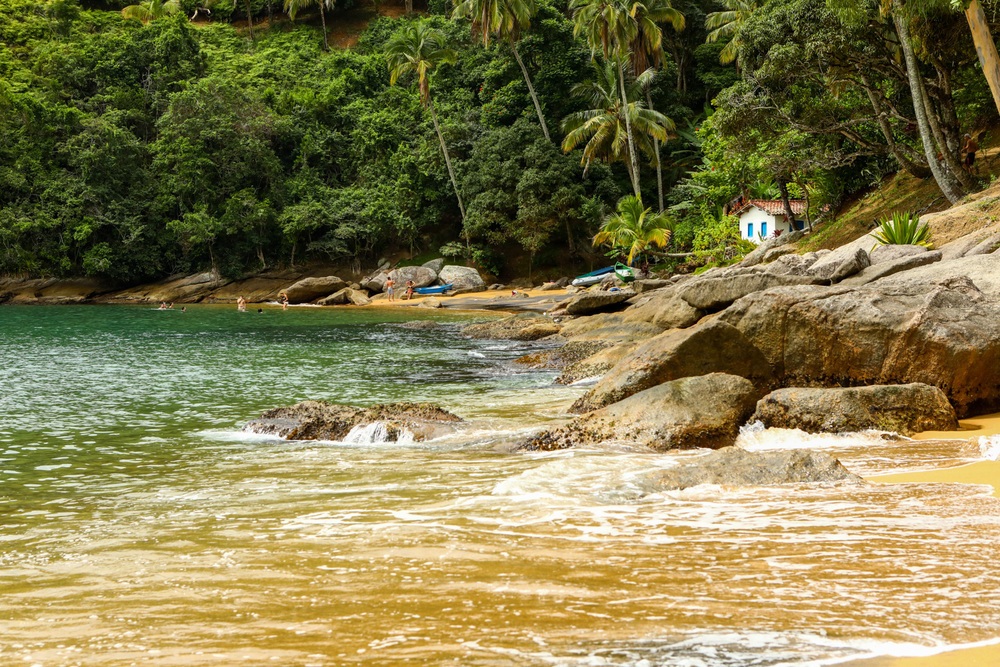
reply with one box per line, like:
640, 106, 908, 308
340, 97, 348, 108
734, 199, 807, 217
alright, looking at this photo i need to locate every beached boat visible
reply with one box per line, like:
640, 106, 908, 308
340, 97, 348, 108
571, 266, 615, 287
413, 283, 454, 295
614, 263, 636, 283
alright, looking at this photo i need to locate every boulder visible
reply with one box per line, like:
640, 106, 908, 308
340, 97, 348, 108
571, 319, 773, 413
621, 289, 704, 329
1, 277, 114, 304
761, 245, 796, 264
739, 230, 807, 267
439, 265, 486, 294
514, 341, 612, 372
719, 275, 1000, 417
938, 229, 1000, 260
752, 384, 958, 435
966, 232, 1000, 256
641, 447, 863, 491
318, 287, 370, 306
556, 342, 640, 384
869, 244, 928, 265
873, 253, 1000, 298
419, 297, 443, 309
422, 258, 446, 273
361, 271, 390, 293
564, 289, 635, 316
827, 247, 871, 283
839, 250, 942, 287
806, 234, 877, 278
763, 253, 818, 276
345, 288, 371, 306
519, 373, 760, 451
283, 276, 347, 304
463, 314, 560, 340
390, 265, 437, 288
558, 313, 664, 344
244, 401, 462, 442
105, 271, 227, 304
677, 272, 826, 312
632, 279, 672, 293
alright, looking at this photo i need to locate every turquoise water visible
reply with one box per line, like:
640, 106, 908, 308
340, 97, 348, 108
2, 305, 1000, 666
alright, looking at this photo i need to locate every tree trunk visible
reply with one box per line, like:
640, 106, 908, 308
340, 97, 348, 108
891, 4, 965, 204
616, 57, 642, 198
511, 42, 552, 143
405, 0, 413, 12
861, 76, 932, 178
796, 177, 813, 233
777, 177, 795, 230
917, 72, 977, 191
966, 0, 1000, 116
244, 0, 254, 40
319, 1, 329, 51
564, 217, 576, 254
645, 88, 665, 213
428, 97, 467, 224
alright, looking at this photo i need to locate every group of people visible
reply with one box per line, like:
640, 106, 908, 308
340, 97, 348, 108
384, 277, 416, 302
158, 302, 186, 312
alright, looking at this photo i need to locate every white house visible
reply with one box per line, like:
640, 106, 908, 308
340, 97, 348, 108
733, 199, 807, 244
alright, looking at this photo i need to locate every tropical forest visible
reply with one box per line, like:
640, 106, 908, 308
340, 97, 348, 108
1, 0, 999, 283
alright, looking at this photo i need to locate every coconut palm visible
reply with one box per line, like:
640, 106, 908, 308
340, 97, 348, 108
705, 0, 759, 65
594, 194, 673, 265
562, 62, 674, 189
285, 0, 334, 50
386, 21, 466, 223
121, 0, 180, 22
453, 0, 552, 142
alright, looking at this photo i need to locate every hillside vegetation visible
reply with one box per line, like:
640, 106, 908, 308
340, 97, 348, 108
0, 0, 998, 283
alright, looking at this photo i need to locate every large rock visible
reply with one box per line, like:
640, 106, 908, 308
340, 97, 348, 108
243, 401, 462, 442
556, 343, 640, 385
739, 230, 808, 267
104, 271, 228, 304
571, 319, 773, 413
519, 373, 760, 451
869, 244, 928, 265
839, 250, 942, 287
806, 233, 877, 278
824, 247, 871, 283
632, 279, 672, 293
719, 275, 1000, 417
422, 258, 446, 273
676, 272, 825, 312
283, 276, 347, 304
752, 384, 958, 435
438, 265, 486, 294
361, 271, 390, 293
558, 313, 663, 344
564, 289, 635, 316
763, 253, 818, 276
621, 289, 705, 329
462, 314, 560, 340
1, 277, 114, 304
391, 265, 437, 288
642, 447, 863, 491
873, 253, 1000, 298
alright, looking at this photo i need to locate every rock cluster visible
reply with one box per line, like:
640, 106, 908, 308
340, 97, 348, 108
244, 401, 463, 442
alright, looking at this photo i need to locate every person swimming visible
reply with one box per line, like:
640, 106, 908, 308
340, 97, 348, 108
237, 296, 247, 312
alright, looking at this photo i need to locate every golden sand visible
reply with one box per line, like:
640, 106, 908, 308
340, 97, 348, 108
843, 642, 1000, 667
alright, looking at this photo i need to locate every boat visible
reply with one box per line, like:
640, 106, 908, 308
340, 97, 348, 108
570, 266, 615, 287
614, 262, 636, 283
413, 284, 454, 296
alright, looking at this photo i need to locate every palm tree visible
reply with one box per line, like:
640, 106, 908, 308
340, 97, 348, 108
121, 0, 180, 22
562, 62, 674, 187
453, 0, 552, 142
386, 21, 467, 224
705, 0, 759, 65
285, 0, 334, 50
628, 0, 684, 212
594, 194, 673, 265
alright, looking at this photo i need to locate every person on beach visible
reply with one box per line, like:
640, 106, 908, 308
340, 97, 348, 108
386, 276, 396, 302
237, 296, 247, 312
405, 280, 415, 300
280, 292, 289, 310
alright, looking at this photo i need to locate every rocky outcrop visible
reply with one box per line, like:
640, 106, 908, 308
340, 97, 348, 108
557, 313, 664, 344
438, 265, 486, 294
719, 275, 1000, 417
826, 247, 871, 283
632, 278, 671, 293
641, 447, 863, 491
361, 271, 390, 293
391, 266, 437, 289
806, 234, 876, 279
243, 401, 462, 442
676, 271, 826, 312
462, 314, 560, 340
283, 276, 347, 303
571, 319, 773, 413
0, 277, 114, 304
318, 287, 371, 306
839, 250, 942, 287
752, 384, 957, 435
514, 341, 612, 371
422, 258, 446, 273
739, 230, 807, 267
520, 373, 760, 451
564, 289, 635, 315
872, 253, 1000, 298
869, 244, 928, 265
556, 342, 640, 384
621, 289, 704, 329
104, 271, 228, 304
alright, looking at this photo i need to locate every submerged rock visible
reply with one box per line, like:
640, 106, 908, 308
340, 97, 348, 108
752, 384, 958, 435
520, 373, 760, 452
244, 401, 462, 442
643, 447, 863, 491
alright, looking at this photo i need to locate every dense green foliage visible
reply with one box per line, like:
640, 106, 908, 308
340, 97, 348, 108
0, 0, 996, 282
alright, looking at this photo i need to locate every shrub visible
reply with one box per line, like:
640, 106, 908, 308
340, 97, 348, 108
872, 211, 932, 248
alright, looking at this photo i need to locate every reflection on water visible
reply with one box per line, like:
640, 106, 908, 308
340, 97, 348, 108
1, 306, 999, 666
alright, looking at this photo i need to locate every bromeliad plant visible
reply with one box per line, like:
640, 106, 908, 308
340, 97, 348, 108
871, 211, 932, 248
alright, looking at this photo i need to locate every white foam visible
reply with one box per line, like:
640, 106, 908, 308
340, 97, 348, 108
569, 376, 602, 387
736, 421, 898, 452
343, 422, 415, 445
979, 434, 1000, 461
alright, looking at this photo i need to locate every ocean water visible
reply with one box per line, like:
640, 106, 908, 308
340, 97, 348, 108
1, 305, 999, 666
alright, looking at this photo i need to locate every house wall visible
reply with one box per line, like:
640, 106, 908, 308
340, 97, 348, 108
740, 208, 780, 244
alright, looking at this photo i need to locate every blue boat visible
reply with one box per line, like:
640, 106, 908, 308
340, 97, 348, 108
571, 265, 615, 287
414, 283, 454, 295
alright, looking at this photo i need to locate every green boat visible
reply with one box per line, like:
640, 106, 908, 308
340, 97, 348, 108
614, 263, 636, 283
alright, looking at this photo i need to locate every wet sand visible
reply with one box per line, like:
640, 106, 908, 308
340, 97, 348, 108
857, 413, 1000, 666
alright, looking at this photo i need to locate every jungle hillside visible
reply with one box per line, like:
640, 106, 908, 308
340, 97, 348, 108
1, 0, 999, 283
